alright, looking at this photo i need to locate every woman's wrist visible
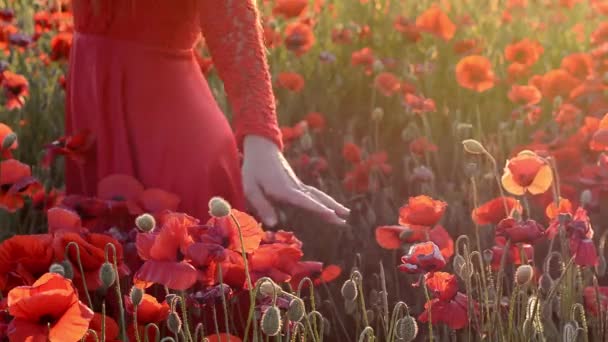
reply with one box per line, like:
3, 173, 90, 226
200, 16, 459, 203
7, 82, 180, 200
243, 134, 281, 156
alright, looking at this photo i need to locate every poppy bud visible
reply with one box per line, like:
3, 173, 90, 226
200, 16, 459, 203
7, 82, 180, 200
130, 286, 144, 307
287, 297, 305, 322
258, 280, 281, 298
371, 107, 384, 121
453, 254, 466, 275
60, 260, 74, 279
260, 305, 282, 336
482, 249, 493, 264
49, 263, 65, 276
563, 321, 579, 342
208, 196, 231, 218
395, 315, 418, 342
167, 312, 182, 335
135, 213, 156, 232
462, 139, 488, 155
1, 132, 16, 150
580, 189, 592, 207
341, 279, 358, 302
99, 262, 116, 288
515, 264, 534, 285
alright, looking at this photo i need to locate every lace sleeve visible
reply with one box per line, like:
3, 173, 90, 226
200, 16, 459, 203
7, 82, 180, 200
200, 0, 283, 151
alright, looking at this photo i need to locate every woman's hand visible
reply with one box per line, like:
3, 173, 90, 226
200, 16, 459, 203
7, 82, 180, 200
242, 135, 350, 227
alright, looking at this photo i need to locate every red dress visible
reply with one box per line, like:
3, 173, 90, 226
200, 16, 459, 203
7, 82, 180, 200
65, 0, 283, 220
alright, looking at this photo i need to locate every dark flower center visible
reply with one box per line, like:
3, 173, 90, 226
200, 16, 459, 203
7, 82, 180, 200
38, 314, 56, 326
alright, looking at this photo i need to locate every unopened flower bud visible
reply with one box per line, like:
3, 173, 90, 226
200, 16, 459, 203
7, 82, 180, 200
208, 197, 231, 218
167, 312, 182, 335
1, 132, 16, 150
49, 263, 65, 276
60, 260, 74, 279
341, 279, 358, 302
395, 315, 418, 342
130, 286, 144, 307
482, 249, 494, 264
258, 280, 281, 298
462, 139, 487, 155
260, 305, 282, 336
99, 262, 116, 288
563, 320, 579, 342
538, 274, 553, 295
371, 107, 384, 121
580, 189, 592, 207
287, 297, 305, 322
515, 264, 534, 285
135, 213, 156, 232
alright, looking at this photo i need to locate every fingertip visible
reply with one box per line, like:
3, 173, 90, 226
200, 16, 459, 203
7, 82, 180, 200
263, 215, 278, 227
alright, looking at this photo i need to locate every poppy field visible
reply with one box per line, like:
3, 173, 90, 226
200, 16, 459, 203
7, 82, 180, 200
5, 0, 608, 341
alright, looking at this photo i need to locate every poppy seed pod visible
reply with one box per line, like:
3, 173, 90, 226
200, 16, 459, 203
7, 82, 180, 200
580, 189, 592, 206
462, 139, 488, 155
341, 279, 358, 302
371, 107, 384, 121
287, 297, 305, 322
49, 263, 66, 277
135, 213, 156, 232
515, 264, 534, 285
208, 196, 232, 218
167, 312, 182, 334
1, 132, 16, 150
60, 260, 74, 280
99, 262, 116, 288
258, 280, 282, 298
395, 316, 418, 342
260, 305, 282, 336
130, 286, 144, 307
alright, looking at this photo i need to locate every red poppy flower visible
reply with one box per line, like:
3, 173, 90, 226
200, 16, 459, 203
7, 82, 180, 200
584, 286, 608, 317
504, 39, 543, 67
125, 293, 169, 325
273, 0, 308, 18
591, 113, 608, 151
86, 313, 120, 342
545, 197, 573, 220
404, 93, 436, 115
284, 21, 315, 56
135, 212, 198, 290
409, 137, 438, 156
263, 22, 282, 49
501, 150, 553, 195
472, 197, 521, 225
342, 143, 362, 164
554, 104, 582, 129
7, 273, 94, 342
540, 69, 580, 100
453, 39, 481, 55
415, 6, 456, 41
331, 27, 354, 45
399, 195, 447, 227
289, 262, 341, 289
393, 16, 421, 42
0, 234, 54, 293
248, 244, 303, 285
374, 72, 401, 96
425, 272, 458, 301
49, 31, 72, 61
43, 129, 94, 168
351, 47, 375, 74
418, 292, 473, 330
398, 241, 446, 274
304, 112, 326, 131
495, 217, 545, 244
455, 55, 495, 92
0, 122, 17, 158
47, 207, 83, 234
205, 209, 264, 253
53, 231, 129, 291
0, 159, 42, 212
561, 53, 592, 80
490, 238, 533, 271
2, 71, 28, 110
508, 85, 541, 106
277, 72, 305, 92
